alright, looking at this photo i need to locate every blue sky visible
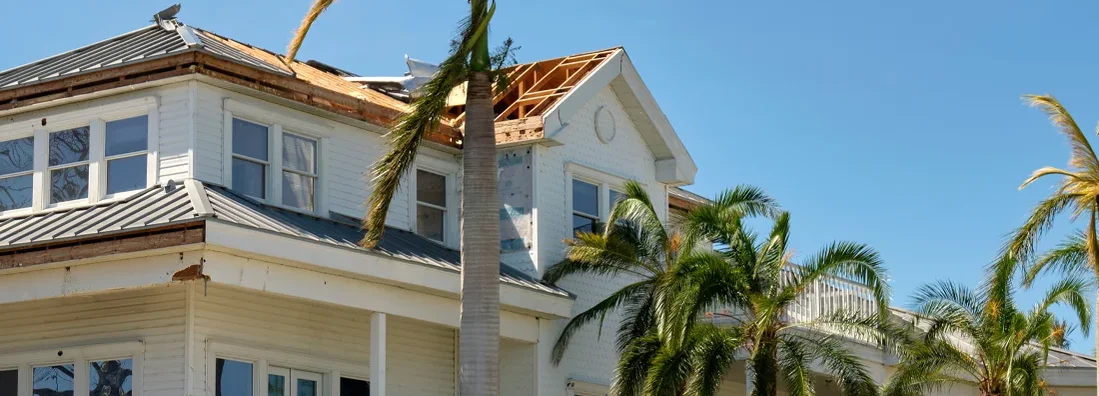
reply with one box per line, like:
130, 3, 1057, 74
3, 0, 1099, 351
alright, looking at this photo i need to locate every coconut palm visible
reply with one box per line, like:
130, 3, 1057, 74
1005, 94, 1099, 373
287, 1, 506, 394
883, 257, 1092, 396
660, 210, 892, 396
543, 181, 779, 367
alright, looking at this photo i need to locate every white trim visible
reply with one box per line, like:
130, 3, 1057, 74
370, 312, 387, 396
291, 369, 323, 396
206, 341, 368, 389
0, 341, 144, 396
412, 166, 457, 247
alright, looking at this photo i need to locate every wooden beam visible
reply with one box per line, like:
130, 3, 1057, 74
494, 117, 544, 145
0, 53, 199, 103
0, 223, 205, 270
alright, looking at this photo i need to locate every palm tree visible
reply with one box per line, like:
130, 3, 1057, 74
1006, 95, 1099, 371
542, 181, 779, 367
883, 257, 1092, 396
286, 1, 505, 394
665, 210, 891, 396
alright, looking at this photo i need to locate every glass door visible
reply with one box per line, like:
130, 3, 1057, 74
267, 367, 289, 396
291, 370, 323, 396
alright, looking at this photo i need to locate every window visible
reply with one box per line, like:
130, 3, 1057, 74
572, 179, 599, 235
416, 169, 447, 242
0, 136, 35, 211
231, 118, 269, 199
49, 126, 91, 204
0, 369, 15, 395
341, 377, 370, 396
266, 366, 322, 396
217, 358, 254, 396
33, 364, 75, 396
104, 115, 149, 195
89, 358, 133, 396
282, 132, 318, 211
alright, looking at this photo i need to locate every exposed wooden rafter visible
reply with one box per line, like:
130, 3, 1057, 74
446, 48, 619, 131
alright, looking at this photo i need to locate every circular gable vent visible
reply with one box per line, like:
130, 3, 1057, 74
595, 106, 616, 144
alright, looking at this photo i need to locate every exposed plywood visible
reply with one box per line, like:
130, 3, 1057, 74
0, 225, 205, 270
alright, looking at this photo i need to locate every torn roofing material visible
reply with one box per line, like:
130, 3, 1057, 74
0, 180, 568, 297
0, 21, 408, 114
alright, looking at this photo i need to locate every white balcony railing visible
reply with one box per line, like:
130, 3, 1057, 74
705, 263, 879, 331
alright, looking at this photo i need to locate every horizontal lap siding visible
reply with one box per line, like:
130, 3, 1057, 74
0, 285, 187, 396
387, 316, 456, 396
194, 85, 224, 183
158, 84, 193, 184
327, 125, 412, 230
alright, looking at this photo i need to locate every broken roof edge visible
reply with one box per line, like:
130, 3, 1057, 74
541, 48, 697, 185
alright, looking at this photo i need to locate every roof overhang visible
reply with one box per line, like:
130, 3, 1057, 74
541, 49, 697, 185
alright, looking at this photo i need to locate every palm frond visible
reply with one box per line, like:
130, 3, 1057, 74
285, 0, 335, 64
1020, 166, 1081, 189
789, 241, 889, 315
611, 334, 662, 396
777, 338, 816, 396
1022, 94, 1099, 173
1005, 192, 1080, 264
1032, 276, 1093, 336
551, 280, 654, 364
1026, 230, 1094, 286
801, 335, 878, 396
644, 344, 693, 396
684, 326, 742, 396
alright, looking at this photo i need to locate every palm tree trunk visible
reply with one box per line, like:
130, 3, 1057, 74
751, 345, 779, 396
1089, 208, 1099, 389
458, 67, 501, 395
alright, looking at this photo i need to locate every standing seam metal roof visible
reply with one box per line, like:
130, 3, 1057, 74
0, 23, 292, 90
0, 180, 567, 297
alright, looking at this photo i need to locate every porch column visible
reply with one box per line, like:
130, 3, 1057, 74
371, 312, 387, 396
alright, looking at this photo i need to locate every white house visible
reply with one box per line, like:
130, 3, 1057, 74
0, 9, 1092, 396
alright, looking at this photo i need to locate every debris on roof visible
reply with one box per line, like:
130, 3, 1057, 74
344, 56, 441, 102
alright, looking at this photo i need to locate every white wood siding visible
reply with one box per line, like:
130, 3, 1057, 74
0, 285, 187, 396
157, 83, 193, 184
387, 316, 457, 396
501, 339, 536, 396
534, 86, 670, 393
193, 84, 225, 183
192, 284, 456, 396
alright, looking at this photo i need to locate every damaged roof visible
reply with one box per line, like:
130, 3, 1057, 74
0, 179, 567, 298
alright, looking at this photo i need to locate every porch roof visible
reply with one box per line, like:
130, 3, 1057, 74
0, 179, 568, 298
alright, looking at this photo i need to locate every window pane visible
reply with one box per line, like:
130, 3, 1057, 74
0, 137, 34, 175
216, 359, 253, 396
89, 359, 133, 396
282, 172, 315, 211
417, 204, 445, 242
340, 377, 369, 396
283, 133, 317, 174
572, 179, 599, 216
416, 170, 446, 207
233, 118, 269, 160
107, 155, 148, 194
297, 378, 317, 396
106, 115, 148, 156
33, 364, 74, 396
269, 374, 287, 396
232, 158, 266, 198
49, 126, 90, 166
0, 369, 16, 396
573, 214, 595, 235
51, 165, 89, 203
610, 190, 625, 207
0, 174, 33, 211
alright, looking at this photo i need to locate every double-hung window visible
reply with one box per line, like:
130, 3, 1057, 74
572, 179, 600, 235
48, 126, 91, 204
416, 169, 447, 242
231, 118, 269, 199
104, 115, 150, 195
282, 132, 318, 211
225, 101, 326, 215
0, 136, 35, 211
0, 342, 141, 396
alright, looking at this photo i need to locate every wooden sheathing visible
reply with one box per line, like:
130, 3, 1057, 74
0, 52, 463, 148
0, 222, 205, 270
495, 117, 545, 145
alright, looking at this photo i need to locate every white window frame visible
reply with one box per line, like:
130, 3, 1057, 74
279, 131, 321, 212
409, 153, 458, 248
0, 341, 144, 396
223, 99, 330, 217
101, 115, 155, 200
0, 96, 159, 217
412, 167, 451, 245
565, 163, 638, 235
207, 341, 365, 396
0, 133, 37, 216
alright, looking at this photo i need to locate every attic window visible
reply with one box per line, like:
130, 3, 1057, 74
231, 118, 269, 199
104, 115, 150, 195
48, 127, 91, 204
0, 137, 35, 211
